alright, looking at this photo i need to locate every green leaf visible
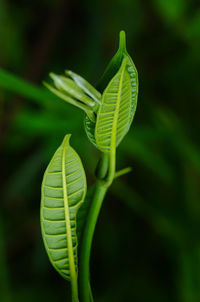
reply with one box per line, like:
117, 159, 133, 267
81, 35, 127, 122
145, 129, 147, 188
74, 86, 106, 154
50, 73, 97, 109
65, 70, 101, 105
84, 30, 138, 150
95, 57, 135, 152
98, 31, 138, 129
45, 71, 101, 123
43, 82, 93, 116
40, 134, 87, 281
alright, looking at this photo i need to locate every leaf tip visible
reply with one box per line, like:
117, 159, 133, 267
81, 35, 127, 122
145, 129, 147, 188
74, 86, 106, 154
63, 133, 72, 145
119, 30, 127, 52
49, 72, 62, 86
49, 72, 55, 78
65, 70, 72, 77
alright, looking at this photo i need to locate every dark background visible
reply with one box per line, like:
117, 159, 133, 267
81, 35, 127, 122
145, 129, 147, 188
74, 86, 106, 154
0, 0, 200, 301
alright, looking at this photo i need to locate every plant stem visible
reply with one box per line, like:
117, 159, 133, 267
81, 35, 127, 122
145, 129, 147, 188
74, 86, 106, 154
79, 179, 108, 302
95, 153, 109, 180
79, 151, 116, 302
106, 148, 116, 186
71, 276, 79, 302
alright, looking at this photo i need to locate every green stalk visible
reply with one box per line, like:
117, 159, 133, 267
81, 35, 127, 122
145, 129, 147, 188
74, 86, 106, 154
79, 152, 116, 302
78, 180, 108, 302
71, 278, 79, 302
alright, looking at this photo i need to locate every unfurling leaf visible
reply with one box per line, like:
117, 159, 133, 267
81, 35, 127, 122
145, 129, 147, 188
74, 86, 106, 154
65, 70, 101, 106
40, 134, 87, 281
44, 71, 101, 123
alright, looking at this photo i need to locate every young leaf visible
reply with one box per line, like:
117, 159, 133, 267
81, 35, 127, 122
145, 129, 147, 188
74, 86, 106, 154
44, 81, 96, 123
97, 30, 138, 131
95, 57, 133, 152
84, 30, 138, 150
50, 73, 97, 109
40, 134, 87, 281
65, 70, 101, 105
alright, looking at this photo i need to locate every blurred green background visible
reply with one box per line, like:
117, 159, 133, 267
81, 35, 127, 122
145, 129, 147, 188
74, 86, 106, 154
0, 0, 200, 301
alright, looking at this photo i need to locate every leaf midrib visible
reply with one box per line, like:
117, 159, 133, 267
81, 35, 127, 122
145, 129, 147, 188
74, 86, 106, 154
110, 57, 127, 150
62, 137, 77, 282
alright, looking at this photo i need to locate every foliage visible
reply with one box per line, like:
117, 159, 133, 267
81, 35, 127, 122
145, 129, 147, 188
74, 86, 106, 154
0, 0, 200, 301
40, 31, 138, 301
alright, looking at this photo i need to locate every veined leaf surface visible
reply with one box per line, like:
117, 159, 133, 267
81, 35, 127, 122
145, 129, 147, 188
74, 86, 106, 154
85, 31, 138, 151
40, 134, 87, 281
84, 115, 97, 147
95, 57, 133, 152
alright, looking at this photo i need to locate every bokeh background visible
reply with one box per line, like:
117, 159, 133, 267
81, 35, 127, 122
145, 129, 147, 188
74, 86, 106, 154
0, 0, 200, 301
